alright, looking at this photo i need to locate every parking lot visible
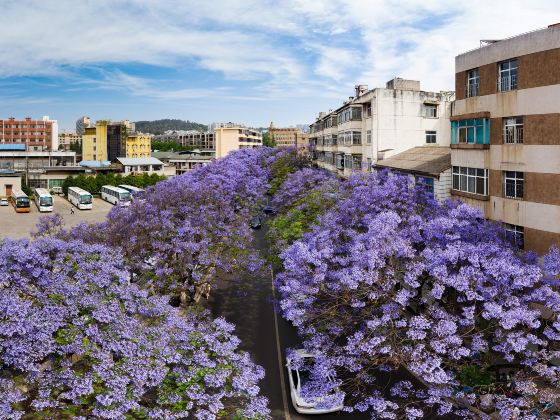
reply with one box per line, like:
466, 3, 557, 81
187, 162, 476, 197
0, 195, 114, 240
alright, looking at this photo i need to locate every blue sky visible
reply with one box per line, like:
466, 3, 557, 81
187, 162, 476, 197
0, 0, 558, 131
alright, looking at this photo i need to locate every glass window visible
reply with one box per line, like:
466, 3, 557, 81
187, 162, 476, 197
503, 171, 524, 199
498, 59, 518, 91
467, 68, 480, 97
425, 131, 437, 144
424, 104, 438, 118
416, 176, 435, 198
452, 166, 488, 196
367, 130, 372, 144
451, 118, 489, 145
504, 223, 524, 249
503, 117, 523, 144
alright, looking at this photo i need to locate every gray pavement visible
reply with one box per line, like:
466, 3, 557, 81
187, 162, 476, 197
0, 195, 114, 240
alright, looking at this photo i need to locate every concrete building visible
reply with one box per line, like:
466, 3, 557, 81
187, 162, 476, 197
76, 116, 92, 136
213, 123, 262, 158
152, 151, 213, 176
374, 146, 452, 202
58, 132, 81, 151
451, 24, 560, 253
82, 120, 151, 161
115, 157, 165, 175
0, 116, 59, 151
0, 171, 22, 197
310, 79, 454, 176
268, 123, 310, 147
154, 130, 215, 151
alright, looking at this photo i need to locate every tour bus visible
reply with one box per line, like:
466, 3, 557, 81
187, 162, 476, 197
33, 188, 54, 212
118, 184, 145, 200
68, 186, 93, 210
101, 185, 132, 207
11, 188, 30, 213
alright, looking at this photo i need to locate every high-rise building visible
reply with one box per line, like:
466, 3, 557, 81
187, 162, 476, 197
450, 23, 560, 254
82, 119, 151, 161
268, 123, 309, 147
310, 79, 454, 176
76, 116, 92, 136
0, 116, 59, 151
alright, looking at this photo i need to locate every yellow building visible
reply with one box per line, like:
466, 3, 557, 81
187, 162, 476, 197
268, 122, 309, 147
213, 123, 262, 158
125, 134, 151, 158
82, 121, 108, 161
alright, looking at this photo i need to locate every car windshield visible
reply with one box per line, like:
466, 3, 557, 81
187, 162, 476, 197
80, 194, 92, 204
16, 197, 30, 207
40, 197, 53, 206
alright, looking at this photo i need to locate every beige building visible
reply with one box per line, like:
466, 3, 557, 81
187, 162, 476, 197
310, 79, 454, 177
125, 133, 151, 158
82, 120, 151, 161
213, 123, 262, 158
0, 172, 21, 197
451, 23, 560, 254
268, 123, 309, 147
58, 132, 81, 151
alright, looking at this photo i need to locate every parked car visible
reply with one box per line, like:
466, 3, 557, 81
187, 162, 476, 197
52, 186, 63, 195
286, 350, 344, 414
249, 216, 262, 229
0, 198, 8, 206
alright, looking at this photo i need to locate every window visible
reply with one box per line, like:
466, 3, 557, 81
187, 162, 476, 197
466, 68, 480, 97
504, 223, 524, 249
367, 130, 372, 144
424, 104, 438, 118
367, 158, 372, 171
498, 59, 518, 92
344, 154, 353, 169
416, 176, 435, 198
452, 166, 488, 195
352, 155, 362, 170
352, 132, 361, 145
503, 171, 524, 199
425, 131, 437, 144
503, 117, 523, 144
335, 154, 344, 169
451, 118, 490, 145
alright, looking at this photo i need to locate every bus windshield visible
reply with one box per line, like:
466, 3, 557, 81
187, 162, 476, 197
80, 194, 92, 204
120, 192, 132, 201
16, 197, 30, 207
40, 196, 53, 206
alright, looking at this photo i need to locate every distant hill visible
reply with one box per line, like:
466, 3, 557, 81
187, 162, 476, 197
135, 119, 208, 135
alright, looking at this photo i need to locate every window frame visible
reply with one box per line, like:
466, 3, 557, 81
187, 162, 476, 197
503, 116, 524, 144
452, 166, 489, 196
466, 68, 480, 97
424, 104, 438, 119
503, 171, 524, 199
504, 223, 524, 249
498, 58, 518, 92
425, 130, 437, 144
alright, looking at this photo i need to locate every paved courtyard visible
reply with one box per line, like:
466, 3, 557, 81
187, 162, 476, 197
0, 195, 114, 240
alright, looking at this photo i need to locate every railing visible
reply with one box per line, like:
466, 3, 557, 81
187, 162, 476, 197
503, 126, 524, 144
498, 74, 517, 92
466, 82, 479, 97
504, 182, 523, 199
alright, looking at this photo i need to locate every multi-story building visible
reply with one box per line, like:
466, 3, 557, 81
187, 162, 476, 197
82, 120, 151, 161
152, 151, 213, 176
268, 123, 309, 147
451, 23, 560, 254
0, 116, 59, 151
58, 132, 81, 151
213, 123, 262, 158
310, 79, 454, 176
154, 130, 216, 150
76, 116, 92, 136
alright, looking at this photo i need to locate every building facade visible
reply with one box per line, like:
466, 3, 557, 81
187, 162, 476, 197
310, 79, 454, 177
213, 123, 262, 158
58, 132, 81, 151
76, 116, 92, 136
0, 116, 59, 151
268, 123, 310, 147
82, 120, 151, 161
451, 24, 560, 254
154, 130, 216, 151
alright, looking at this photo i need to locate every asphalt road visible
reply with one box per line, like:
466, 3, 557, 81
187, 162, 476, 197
206, 218, 457, 420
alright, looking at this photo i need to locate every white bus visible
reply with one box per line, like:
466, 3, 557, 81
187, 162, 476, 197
33, 188, 54, 212
68, 186, 93, 210
118, 184, 145, 199
101, 185, 132, 206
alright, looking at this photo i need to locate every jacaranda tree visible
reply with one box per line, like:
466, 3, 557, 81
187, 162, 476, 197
0, 237, 269, 419
276, 170, 560, 419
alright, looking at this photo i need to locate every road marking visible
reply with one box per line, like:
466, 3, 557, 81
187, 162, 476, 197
270, 267, 291, 420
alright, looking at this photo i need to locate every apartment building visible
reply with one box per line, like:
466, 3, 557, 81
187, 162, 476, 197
451, 24, 560, 254
76, 116, 92, 136
268, 123, 309, 147
82, 120, 151, 161
0, 116, 59, 151
213, 123, 262, 158
154, 130, 216, 150
58, 132, 81, 151
310, 79, 454, 177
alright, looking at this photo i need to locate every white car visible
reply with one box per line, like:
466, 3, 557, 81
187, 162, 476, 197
0, 198, 8, 206
286, 349, 344, 414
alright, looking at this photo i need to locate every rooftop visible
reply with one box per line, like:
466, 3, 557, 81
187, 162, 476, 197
116, 157, 164, 166
375, 146, 451, 177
